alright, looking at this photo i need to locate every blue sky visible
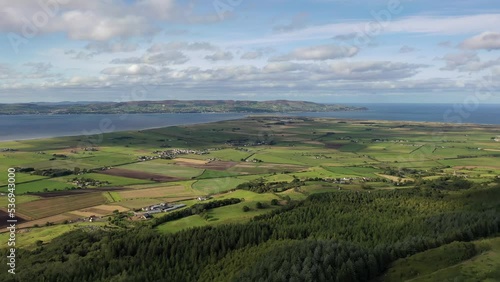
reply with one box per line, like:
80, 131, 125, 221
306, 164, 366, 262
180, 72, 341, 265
0, 0, 499, 103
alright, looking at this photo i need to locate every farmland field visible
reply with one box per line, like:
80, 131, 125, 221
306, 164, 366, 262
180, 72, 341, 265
1, 117, 499, 229
99, 168, 182, 182
16, 192, 107, 219
119, 160, 205, 178
118, 185, 195, 199
1, 116, 500, 281
14, 179, 75, 194
192, 177, 247, 194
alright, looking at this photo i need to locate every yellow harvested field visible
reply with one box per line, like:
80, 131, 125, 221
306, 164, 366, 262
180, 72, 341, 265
160, 196, 196, 202
69, 205, 129, 217
116, 198, 166, 209
303, 141, 324, 145
69, 211, 101, 218
17, 214, 75, 229
91, 204, 129, 212
233, 163, 255, 168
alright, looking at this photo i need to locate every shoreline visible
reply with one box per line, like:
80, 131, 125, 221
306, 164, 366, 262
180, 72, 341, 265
1, 115, 499, 143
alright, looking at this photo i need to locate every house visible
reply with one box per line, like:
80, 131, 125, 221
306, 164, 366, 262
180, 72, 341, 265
142, 213, 153, 219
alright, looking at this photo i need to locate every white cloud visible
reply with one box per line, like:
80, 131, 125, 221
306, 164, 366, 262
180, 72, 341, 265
461, 32, 500, 50
0, 0, 221, 42
263, 62, 305, 73
136, 0, 177, 20
234, 14, 500, 46
147, 42, 217, 53
241, 51, 263, 60
110, 50, 189, 66
23, 62, 53, 73
59, 11, 157, 41
85, 41, 139, 54
101, 64, 158, 75
439, 52, 500, 72
270, 44, 358, 61
205, 51, 234, 61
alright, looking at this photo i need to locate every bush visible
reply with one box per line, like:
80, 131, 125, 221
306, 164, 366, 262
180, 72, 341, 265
242, 206, 250, 212
271, 199, 279, 205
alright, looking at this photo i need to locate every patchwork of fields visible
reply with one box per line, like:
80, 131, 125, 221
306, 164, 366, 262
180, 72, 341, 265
0, 117, 499, 246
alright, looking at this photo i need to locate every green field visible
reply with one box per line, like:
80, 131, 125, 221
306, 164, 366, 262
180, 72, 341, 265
196, 169, 241, 179
381, 236, 500, 281
156, 190, 280, 233
119, 160, 204, 178
191, 177, 247, 194
0, 194, 40, 206
0, 222, 108, 249
14, 179, 75, 194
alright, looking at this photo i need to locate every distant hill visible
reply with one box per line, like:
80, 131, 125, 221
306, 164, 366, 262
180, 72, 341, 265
0, 100, 367, 115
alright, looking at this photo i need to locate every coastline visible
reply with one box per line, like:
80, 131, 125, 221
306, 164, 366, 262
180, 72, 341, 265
1, 115, 499, 144
1, 103, 499, 143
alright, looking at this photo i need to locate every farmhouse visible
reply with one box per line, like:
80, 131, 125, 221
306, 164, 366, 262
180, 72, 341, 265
142, 202, 167, 211
88, 215, 99, 222
141, 202, 187, 215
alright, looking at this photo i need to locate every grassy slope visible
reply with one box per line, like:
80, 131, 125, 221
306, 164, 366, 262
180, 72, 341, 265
0, 222, 108, 249
380, 236, 500, 281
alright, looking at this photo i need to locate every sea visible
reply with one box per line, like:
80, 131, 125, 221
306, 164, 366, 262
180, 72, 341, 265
1, 103, 499, 142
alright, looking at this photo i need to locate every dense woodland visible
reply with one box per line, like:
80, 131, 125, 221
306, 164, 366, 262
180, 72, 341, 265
1, 179, 499, 282
236, 178, 305, 193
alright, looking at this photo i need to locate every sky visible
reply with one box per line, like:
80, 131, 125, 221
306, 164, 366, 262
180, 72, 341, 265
0, 0, 499, 103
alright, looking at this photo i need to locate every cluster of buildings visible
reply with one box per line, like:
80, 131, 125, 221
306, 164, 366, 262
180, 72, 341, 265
139, 202, 187, 219
311, 177, 373, 185
71, 178, 110, 188
138, 148, 210, 161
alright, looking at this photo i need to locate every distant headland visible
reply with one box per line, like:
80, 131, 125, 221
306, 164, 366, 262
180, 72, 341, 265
0, 100, 367, 115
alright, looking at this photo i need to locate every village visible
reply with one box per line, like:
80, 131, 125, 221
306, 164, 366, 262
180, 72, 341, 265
138, 148, 211, 161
